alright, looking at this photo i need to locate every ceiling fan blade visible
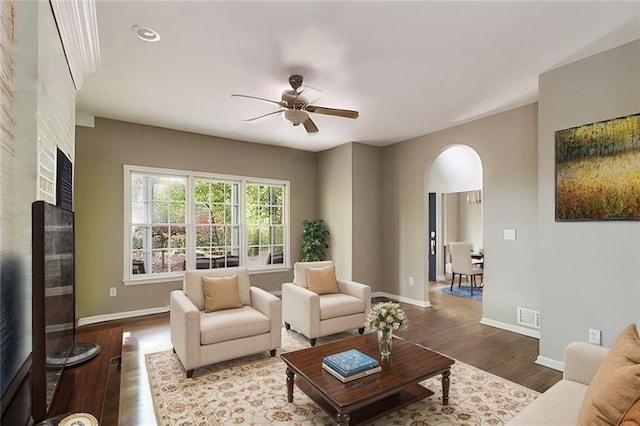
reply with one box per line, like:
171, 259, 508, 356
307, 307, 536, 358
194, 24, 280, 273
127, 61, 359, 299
306, 105, 359, 119
302, 116, 319, 133
243, 110, 285, 122
231, 94, 282, 106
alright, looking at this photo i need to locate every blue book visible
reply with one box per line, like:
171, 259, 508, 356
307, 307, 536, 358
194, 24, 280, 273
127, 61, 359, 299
322, 349, 380, 377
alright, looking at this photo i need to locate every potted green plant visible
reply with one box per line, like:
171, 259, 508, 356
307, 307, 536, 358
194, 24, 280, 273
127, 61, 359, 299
301, 219, 330, 261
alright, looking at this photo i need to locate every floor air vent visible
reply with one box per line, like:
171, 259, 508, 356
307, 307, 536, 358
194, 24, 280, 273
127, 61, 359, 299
517, 307, 540, 329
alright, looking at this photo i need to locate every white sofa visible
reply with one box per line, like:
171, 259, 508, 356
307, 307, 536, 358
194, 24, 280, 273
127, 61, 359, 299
170, 267, 281, 377
507, 341, 609, 425
282, 261, 371, 346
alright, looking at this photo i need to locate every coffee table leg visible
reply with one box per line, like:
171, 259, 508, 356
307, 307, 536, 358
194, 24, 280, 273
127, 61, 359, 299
286, 367, 294, 403
337, 412, 350, 426
442, 369, 450, 405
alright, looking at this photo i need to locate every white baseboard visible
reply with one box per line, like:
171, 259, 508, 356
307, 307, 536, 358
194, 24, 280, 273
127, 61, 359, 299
480, 317, 540, 339
372, 291, 432, 308
535, 355, 564, 372
77, 306, 169, 327
77, 291, 432, 327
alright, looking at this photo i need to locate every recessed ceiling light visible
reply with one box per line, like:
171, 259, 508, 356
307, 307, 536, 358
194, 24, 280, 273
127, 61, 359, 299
132, 25, 160, 42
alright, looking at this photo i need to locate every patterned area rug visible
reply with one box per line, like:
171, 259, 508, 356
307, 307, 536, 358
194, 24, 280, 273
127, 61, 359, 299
437, 284, 483, 300
146, 330, 537, 425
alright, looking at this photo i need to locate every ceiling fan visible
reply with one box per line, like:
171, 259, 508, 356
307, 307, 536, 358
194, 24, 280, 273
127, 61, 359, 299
231, 74, 359, 133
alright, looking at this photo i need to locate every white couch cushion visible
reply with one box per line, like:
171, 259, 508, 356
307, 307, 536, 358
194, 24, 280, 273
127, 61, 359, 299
507, 380, 588, 425
319, 293, 364, 320
200, 306, 270, 345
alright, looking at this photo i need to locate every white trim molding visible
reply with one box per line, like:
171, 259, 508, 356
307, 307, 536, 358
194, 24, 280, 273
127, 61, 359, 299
372, 291, 432, 308
535, 355, 564, 372
480, 317, 541, 339
76, 291, 431, 327
77, 306, 169, 327
50, 0, 101, 89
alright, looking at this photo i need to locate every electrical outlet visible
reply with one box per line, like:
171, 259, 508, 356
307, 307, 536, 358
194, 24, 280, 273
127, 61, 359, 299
408, 276, 414, 286
589, 328, 601, 345
504, 229, 517, 240
110, 287, 117, 297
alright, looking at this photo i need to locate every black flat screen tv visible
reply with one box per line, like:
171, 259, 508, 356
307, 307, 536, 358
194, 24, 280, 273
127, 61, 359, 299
31, 201, 75, 422
0, 253, 31, 425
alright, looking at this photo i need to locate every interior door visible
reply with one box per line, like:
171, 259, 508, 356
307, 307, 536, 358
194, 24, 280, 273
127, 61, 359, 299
428, 192, 437, 282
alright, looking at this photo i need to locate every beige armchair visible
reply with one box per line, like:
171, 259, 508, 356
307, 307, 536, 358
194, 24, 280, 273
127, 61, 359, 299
282, 261, 371, 346
170, 267, 281, 377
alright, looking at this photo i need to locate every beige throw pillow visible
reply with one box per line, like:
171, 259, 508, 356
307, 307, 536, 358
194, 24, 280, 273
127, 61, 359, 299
577, 323, 640, 425
306, 265, 339, 295
201, 275, 242, 312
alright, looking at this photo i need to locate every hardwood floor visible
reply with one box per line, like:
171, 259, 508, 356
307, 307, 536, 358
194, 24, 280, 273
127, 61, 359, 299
95, 283, 561, 425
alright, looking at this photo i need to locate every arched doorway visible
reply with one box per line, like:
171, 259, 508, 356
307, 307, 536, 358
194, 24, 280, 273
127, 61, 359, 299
427, 145, 483, 283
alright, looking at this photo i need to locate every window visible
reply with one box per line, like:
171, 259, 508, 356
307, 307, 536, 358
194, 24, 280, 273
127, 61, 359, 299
245, 183, 285, 268
124, 166, 289, 284
194, 178, 240, 269
130, 172, 187, 276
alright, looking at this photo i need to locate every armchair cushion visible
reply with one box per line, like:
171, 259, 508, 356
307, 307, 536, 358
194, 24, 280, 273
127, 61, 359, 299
293, 260, 333, 288
577, 323, 640, 425
199, 306, 271, 345
184, 268, 251, 310
306, 264, 339, 295
319, 293, 365, 320
202, 275, 242, 312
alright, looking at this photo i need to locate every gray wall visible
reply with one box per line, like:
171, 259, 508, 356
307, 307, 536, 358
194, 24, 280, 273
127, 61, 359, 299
317, 142, 383, 291
381, 104, 539, 316
318, 143, 353, 280
537, 40, 640, 361
351, 143, 382, 292
459, 192, 483, 251
75, 118, 317, 319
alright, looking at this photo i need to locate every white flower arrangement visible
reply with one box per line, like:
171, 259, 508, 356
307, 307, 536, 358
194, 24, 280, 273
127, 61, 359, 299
365, 301, 409, 332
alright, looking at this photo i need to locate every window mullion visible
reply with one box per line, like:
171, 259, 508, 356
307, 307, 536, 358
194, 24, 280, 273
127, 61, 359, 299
187, 175, 195, 271
143, 176, 153, 275
239, 179, 247, 267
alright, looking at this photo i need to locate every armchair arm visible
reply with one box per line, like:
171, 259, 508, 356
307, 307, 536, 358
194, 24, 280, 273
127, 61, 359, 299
282, 282, 320, 338
170, 290, 201, 371
563, 341, 609, 385
250, 287, 282, 349
337, 279, 372, 314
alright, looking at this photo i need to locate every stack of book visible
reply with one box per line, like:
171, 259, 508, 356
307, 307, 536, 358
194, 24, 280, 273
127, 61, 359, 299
322, 349, 381, 383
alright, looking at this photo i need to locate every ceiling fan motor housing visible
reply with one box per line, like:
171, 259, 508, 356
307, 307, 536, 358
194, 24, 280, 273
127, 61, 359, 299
281, 90, 307, 109
289, 74, 304, 91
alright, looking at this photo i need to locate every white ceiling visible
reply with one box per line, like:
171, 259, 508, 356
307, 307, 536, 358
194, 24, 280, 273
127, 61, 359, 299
75, 1, 640, 152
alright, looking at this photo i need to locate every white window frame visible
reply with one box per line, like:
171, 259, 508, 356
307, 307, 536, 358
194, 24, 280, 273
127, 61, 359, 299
123, 165, 290, 285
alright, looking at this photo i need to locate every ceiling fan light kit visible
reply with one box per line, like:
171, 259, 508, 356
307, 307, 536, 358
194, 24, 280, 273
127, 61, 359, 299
284, 109, 309, 125
231, 74, 359, 134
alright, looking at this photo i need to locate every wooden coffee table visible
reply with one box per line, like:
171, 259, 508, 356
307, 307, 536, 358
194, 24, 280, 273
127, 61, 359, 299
280, 332, 454, 425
